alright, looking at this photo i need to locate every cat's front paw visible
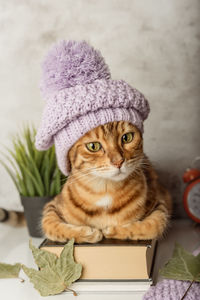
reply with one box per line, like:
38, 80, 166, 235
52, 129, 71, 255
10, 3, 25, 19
102, 225, 131, 240
102, 226, 116, 238
77, 226, 103, 243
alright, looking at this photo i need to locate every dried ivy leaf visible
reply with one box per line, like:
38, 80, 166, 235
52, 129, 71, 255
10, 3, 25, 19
22, 239, 82, 296
160, 243, 200, 282
0, 262, 21, 279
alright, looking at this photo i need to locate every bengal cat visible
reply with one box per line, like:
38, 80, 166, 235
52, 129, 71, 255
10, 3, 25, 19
42, 121, 172, 243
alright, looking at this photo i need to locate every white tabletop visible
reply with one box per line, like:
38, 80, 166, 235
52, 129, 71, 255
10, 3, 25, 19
0, 224, 147, 300
0, 219, 199, 300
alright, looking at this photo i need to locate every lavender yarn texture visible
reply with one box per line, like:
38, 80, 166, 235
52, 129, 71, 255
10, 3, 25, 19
143, 247, 200, 300
40, 40, 111, 97
143, 279, 200, 300
35, 40, 150, 175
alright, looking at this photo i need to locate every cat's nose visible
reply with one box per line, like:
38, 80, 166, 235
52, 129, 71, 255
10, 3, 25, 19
112, 159, 124, 169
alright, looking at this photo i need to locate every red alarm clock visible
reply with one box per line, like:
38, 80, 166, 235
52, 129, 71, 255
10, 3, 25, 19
183, 166, 200, 223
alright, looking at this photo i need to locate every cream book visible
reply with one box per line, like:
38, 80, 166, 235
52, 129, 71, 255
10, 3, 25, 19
39, 238, 157, 282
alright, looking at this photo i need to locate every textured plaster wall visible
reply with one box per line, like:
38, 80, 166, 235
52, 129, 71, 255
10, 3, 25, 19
0, 0, 199, 217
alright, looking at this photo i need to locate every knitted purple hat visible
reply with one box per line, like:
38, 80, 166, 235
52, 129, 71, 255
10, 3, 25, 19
35, 40, 150, 175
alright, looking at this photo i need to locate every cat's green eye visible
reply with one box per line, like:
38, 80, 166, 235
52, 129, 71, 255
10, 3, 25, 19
122, 132, 134, 144
86, 142, 102, 152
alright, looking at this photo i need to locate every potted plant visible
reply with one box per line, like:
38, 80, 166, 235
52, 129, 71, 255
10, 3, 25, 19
0, 126, 67, 237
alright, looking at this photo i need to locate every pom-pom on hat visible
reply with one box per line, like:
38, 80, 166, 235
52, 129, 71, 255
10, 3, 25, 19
35, 40, 150, 175
40, 40, 111, 97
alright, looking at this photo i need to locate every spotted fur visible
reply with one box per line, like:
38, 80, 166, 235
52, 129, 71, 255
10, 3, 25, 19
42, 121, 172, 243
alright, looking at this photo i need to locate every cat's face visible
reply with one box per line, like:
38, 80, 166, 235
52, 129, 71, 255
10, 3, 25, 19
68, 121, 143, 181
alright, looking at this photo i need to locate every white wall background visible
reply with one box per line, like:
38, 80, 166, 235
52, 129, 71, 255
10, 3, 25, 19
0, 0, 199, 217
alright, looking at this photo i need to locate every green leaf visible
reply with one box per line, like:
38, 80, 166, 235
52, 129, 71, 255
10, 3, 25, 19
0, 150, 20, 178
20, 163, 44, 196
49, 149, 56, 178
0, 159, 20, 192
160, 243, 200, 282
35, 150, 45, 171
55, 168, 61, 195
26, 155, 45, 194
0, 262, 21, 278
22, 239, 82, 296
5, 147, 25, 181
0, 125, 66, 197
17, 173, 28, 196
43, 154, 50, 195
49, 168, 59, 197
24, 126, 35, 159
24, 175, 35, 197
49, 180, 57, 197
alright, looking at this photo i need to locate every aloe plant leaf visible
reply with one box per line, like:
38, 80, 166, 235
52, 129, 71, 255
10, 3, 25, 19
49, 180, 56, 197
24, 175, 35, 197
26, 155, 44, 195
35, 150, 45, 171
23, 126, 34, 158
49, 146, 56, 177
0, 125, 67, 197
17, 174, 28, 196
0, 151, 19, 176
44, 157, 50, 195
20, 163, 44, 197
55, 168, 61, 195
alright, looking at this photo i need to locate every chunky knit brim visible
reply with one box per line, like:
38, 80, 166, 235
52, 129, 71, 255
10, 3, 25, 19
36, 79, 149, 149
54, 107, 144, 175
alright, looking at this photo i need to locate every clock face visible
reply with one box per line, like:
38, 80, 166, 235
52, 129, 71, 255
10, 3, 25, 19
187, 182, 200, 219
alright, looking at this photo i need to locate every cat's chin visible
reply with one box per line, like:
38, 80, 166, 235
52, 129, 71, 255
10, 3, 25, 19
109, 172, 129, 182
94, 169, 131, 182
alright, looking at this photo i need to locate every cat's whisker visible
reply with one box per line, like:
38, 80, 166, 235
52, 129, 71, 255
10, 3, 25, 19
66, 172, 101, 187
68, 171, 95, 184
128, 155, 144, 161
126, 158, 148, 171
138, 161, 152, 168
66, 171, 95, 185
67, 167, 111, 185
70, 166, 108, 177
128, 166, 143, 178
126, 158, 143, 166
71, 166, 110, 176
66, 165, 122, 187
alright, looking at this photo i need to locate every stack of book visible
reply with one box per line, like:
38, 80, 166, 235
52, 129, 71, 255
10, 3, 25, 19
40, 238, 156, 294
